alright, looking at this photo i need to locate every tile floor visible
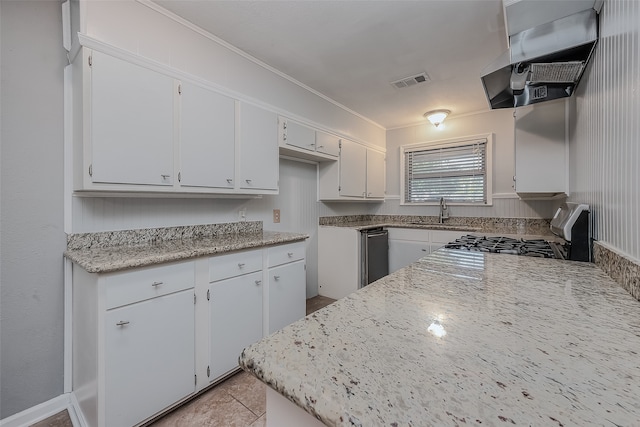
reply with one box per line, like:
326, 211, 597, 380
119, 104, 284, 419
32, 296, 335, 427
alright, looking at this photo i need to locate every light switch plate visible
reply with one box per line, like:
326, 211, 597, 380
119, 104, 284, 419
273, 209, 280, 223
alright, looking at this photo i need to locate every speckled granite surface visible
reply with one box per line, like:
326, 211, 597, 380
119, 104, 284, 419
319, 215, 553, 236
240, 250, 640, 426
65, 223, 307, 273
67, 221, 263, 250
594, 241, 640, 301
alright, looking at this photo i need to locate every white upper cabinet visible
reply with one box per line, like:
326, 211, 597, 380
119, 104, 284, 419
239, 102, 279, 192
315, 131, 340, 157
72, 48, 280, 195
339, 139, 368, 197
319, 138, 385, 201
366, 149, 385, 198
179, 81, 235, 189
281, 118, 316, 152
514, 100, 567, 199
278, 117, 340, 162
90, 51, 175, 186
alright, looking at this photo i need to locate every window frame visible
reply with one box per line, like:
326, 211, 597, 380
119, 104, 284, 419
400, 133, 493, 206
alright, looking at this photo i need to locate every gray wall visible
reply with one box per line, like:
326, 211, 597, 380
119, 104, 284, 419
0, 1, 67, 418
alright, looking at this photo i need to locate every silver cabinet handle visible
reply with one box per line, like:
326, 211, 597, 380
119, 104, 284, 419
245, 179, 252, 184
309, 143, 315, 147
287, 252, 294, 257
317, 145, 324, 149
238, 263, 245, 268
226, 178, 233, 184
116, 321, 129, 326
273, 275, 280, 280
421, 249, 427, 252
255, 280, 262, 286
161, 174, 170, 179
151, 281, 163, 287
283, 134, 287, 141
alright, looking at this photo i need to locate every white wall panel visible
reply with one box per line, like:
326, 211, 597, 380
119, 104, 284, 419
384, 108, 559, 219
569, 0, 640, 261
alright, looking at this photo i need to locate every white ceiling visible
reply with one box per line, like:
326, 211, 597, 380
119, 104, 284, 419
154, 0, 508, 129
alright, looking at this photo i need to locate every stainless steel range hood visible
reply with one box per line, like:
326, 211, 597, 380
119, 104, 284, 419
481, 9, 598, 109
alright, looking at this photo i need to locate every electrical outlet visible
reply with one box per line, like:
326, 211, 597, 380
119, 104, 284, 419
273, 209, 280, 223
238, 208, 246, 221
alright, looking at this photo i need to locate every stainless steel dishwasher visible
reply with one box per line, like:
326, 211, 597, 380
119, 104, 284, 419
360, 227, 389, 288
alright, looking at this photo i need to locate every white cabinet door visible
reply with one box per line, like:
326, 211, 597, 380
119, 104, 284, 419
388, 240, 430, 273
282, 119, 316, 152
105, 289, 195, 427
366, 149, 385, 198
90, 51, 175, 186
209, 271, 263, 381
514, 100, 567, 196
239, 103, 279, 191
339, 139, 367, 198
315, 131, 340, 157
268, 260, 306, 334
179, 82, 235, 189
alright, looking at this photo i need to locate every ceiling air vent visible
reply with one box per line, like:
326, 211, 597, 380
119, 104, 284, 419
390, 72, 431, 89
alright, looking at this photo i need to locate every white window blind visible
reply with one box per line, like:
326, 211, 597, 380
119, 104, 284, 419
404, 138, 487, 203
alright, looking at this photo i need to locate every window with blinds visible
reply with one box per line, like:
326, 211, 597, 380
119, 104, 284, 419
403, 138, 488, 204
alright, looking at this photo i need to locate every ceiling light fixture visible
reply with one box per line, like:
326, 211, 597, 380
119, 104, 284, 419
424, 109, 451, 127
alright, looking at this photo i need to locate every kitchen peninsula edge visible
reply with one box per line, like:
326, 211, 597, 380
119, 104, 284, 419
240, 249, 640, 426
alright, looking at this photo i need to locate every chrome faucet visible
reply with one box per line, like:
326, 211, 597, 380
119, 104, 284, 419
438, 197, 449, 224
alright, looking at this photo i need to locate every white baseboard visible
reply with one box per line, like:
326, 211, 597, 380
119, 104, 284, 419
0, 393, 84, 427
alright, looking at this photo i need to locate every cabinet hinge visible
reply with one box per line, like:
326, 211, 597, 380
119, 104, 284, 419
207, 289, 210, 301
88, 55, 92, 67
88, 164, 93, 177
207, 366, 210, 377
178, 84, 182, 95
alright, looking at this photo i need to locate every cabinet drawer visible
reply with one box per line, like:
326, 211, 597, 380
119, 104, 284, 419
431, 230, 466, 244
105, 262, 194, 310
267, 241, 305, 268
387, 228, 431, 242
209, 249, 262, 282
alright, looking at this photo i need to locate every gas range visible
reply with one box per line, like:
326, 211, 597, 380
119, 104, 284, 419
443, 203, 591, 262
444, 235, 564, 259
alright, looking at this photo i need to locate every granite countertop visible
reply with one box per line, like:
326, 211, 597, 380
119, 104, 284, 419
318, 215, 557, 238
65, 230, 308, 273
240, 250, 640, 426
321, 220, 482, 232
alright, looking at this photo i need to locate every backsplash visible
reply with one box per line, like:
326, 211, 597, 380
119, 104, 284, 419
67, 221, 262, 250
594, 241, 640, 302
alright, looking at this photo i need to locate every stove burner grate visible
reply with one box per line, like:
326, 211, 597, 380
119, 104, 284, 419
444, 235, 560, 259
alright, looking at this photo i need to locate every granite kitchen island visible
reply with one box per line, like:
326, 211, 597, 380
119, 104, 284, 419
240, 249, 640, 426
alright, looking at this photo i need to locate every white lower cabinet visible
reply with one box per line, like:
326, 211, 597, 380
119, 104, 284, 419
267, 242, 306, 334
72, 243, 307, 426
388, 239, 431, 273
388, 228, 466, 273
72, 261, 196, 427
105, 290, 195, 427
209, 250, 263, 381
268, 261, 306, 334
